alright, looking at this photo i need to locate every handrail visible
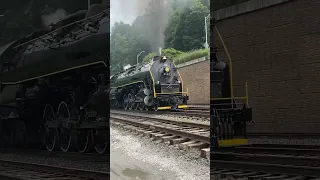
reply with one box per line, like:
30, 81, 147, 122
213, 18, 249, 106
214, 24, 234, 99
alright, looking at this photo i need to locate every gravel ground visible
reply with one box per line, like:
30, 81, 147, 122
111, 110, 210, 125
110, 125, 210, 180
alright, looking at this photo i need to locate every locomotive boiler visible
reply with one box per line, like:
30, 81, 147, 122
211, 18, 253, 149
110, 56, 188, 111
0, 4, 110, 154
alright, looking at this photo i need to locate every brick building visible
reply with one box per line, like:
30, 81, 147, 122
214, 0, 320, 133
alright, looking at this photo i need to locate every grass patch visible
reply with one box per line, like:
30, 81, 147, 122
173, 48, 209, 65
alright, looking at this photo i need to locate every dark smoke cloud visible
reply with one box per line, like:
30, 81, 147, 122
144, 0, 171, 53
110, 0, 171, 53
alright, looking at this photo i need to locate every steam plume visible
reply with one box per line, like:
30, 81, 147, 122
41, 9, 68, 27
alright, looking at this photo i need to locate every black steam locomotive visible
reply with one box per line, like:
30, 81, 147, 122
110, 56, 188, 111
211, 18, 252, 149
0, 4, 110, 154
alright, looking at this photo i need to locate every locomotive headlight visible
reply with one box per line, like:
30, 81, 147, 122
164, 66, 170, 73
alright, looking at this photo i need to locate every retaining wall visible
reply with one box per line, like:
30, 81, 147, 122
176, 57, 210, 105
214, 0, 320, 133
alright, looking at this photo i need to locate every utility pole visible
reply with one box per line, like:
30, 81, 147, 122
204, 14, 210, 49
88, 0, 91, 9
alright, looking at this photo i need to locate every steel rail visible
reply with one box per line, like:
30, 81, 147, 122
110, 115, 210, 144
0, 159, 109, 180
111, 111, 210, 129
211, 144, 320, 178
211, 160, 320, 177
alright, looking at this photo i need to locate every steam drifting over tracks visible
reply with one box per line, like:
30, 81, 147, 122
110, 111, 210, 159
0, 159, 109, 180
211, 144, 320, 179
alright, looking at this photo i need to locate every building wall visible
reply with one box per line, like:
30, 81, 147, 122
177, 57, 210, 105
214, 0, 320, 133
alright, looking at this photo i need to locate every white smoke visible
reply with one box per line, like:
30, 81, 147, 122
110, 0, 150, 27
41, 9, 68, 27
110, 0, 199, 28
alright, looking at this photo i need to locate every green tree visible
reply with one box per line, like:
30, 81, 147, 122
164, 9, 180, 49
110, 21, 153, 74
164, 0, 209, 51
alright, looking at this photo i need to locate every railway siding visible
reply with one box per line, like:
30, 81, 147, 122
213, 0, 320, 134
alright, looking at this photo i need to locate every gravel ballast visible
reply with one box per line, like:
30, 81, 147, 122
110, 125, 210, 180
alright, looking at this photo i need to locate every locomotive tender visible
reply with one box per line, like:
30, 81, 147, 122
110, 56, 188, 111
211, 18, 253, 149
0, 4, 110, 154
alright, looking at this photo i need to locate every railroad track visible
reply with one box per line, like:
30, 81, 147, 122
168, 108, 210, 118
0, 159, 109, 180
211, 144, 320, 179
110, 107, 210, 119
110, 111, 210, 159
0, 147, 109, 163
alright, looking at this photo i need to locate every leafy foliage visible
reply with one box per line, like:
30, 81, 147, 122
142, 48, 184, 62
174, 48, 209, 65
142, 48, 208, 66
165, 0, 209, 51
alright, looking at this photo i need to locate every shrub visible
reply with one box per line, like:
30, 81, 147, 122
142, 48, 209, 64
174, 48, 209, 65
